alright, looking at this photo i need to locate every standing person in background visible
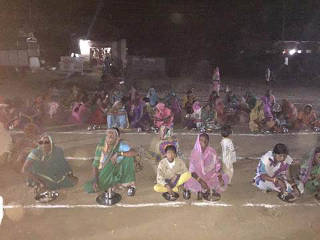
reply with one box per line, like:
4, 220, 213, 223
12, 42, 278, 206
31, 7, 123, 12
220, 125, 237, 184
212, 66, 221, 96
265, 67, 272, 89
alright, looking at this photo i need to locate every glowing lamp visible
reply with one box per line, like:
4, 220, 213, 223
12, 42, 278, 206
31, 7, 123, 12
79, 39, 91, 56
288, 49, 296, 55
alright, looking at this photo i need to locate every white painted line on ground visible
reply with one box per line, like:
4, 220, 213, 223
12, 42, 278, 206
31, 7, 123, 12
117, 202, 186, 208
65, 157, 93, 161
3, 202, 319, 210
243, 203, 319, 208
3, 202, 185, 209
191, 202, 232, 207
3, 204, 111, 209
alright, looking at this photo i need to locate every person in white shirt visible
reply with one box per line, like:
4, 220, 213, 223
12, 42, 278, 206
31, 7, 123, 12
220, 125, 237, 184
253, 143, 303, 203
265, 67, 271, 88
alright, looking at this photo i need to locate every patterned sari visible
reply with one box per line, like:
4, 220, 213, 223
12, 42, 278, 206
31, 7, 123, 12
84, 136, 135, 193
300, 148, 320, 193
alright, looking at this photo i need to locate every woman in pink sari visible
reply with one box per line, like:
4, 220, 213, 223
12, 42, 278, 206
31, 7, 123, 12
185, 133, 229, 201
153, 103, 174, 129
70, 96, 90, 124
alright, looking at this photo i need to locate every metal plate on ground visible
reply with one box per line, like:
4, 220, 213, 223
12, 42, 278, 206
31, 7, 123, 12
96, 192, 122, 206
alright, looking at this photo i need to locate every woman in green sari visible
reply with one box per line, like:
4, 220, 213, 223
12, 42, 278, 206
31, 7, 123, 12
84, 128, 137, 196
22, 134, 78, 191
300, 147, 320, 201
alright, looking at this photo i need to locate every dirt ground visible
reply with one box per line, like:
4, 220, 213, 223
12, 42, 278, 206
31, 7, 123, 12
1, 71, 320, 240
1, 132, 320, 240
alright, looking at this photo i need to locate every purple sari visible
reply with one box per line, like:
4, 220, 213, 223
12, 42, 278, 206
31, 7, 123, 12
261, 96, 273, 119
131, 101, 151, 130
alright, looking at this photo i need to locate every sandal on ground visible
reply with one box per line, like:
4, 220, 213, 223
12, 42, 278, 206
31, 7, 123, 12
202, 191, 211, 201
162, 192, 179, 201
197, 192, 203, 200
315, 194, 320, 201
35, 191, 59, 203
183, 190, 191, 200
127, 187, 136, 197
277, 192, 296, 203
211, 190, 221, 201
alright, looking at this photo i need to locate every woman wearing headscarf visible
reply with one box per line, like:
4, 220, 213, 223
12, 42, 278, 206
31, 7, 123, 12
165, 90, 182, 124
184, 101, 202, 130
153, 103, 174, 129
280, 99, 298, 129
182, 89, 196, 114
84, 128, 137, 196
201, 103, 216, 130
147, 88, 158, 107
214, 96, 226, 125
244, 91, 257, 112
249, 100, 265, 132
107, 98, 130, 129
88, 91, 112, 130
295, 104, 320, 131
21, 134, 78, 191
184, 133, 229, 201
260, 89, 278, 132
129, 96, 151, 131
300, 147, 320, 201
70, 95, 90, 125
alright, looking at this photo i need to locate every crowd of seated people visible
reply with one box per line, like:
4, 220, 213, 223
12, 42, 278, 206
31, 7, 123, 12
1, 76, 320, 137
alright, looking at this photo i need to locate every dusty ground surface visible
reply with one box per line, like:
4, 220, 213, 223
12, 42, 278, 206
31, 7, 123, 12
1, 132, 320, 240
1, 71, 320, 240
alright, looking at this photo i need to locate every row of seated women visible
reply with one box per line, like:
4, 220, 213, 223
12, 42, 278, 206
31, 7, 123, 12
0, 83, 176, 133
2, 81, 320, 135
20, 127, 320, 203
249, 90, 320, 133
183, 87, 320, 134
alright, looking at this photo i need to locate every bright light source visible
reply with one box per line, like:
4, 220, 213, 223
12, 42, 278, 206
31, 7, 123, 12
288, 49, 296, 55
71, 53, 80, 57
79, 39, 91, 55
297, 50, 302, 54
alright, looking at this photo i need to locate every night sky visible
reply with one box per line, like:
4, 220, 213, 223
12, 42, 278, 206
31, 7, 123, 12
1, 0, 320, 65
